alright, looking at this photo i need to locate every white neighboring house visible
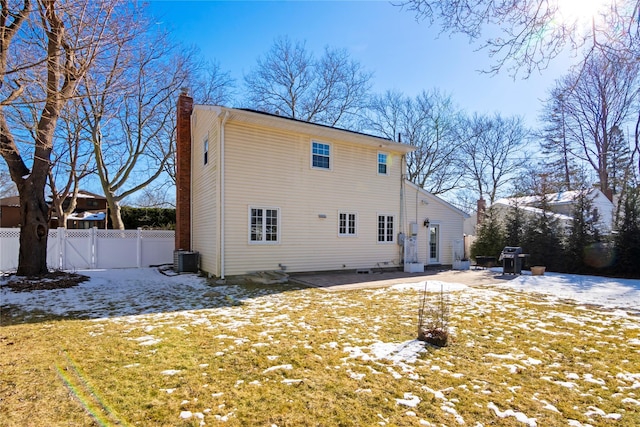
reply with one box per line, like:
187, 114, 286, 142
175, 92, 469, 278
464, 188, 615, 236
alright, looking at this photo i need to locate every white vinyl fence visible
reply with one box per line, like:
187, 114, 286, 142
0, 227, 175, 272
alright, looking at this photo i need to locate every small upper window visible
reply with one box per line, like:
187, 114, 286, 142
204, 137, 209, 165
312, 141, 330, 169
378, 152, 388, 175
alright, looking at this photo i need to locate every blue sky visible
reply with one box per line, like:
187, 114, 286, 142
147, 1, 578, 128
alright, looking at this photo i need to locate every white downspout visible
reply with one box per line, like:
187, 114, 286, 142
220, 111, 229, 279
399, 154, 406, 264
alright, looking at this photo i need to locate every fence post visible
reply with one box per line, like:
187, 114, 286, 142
91, 227, 97, 269
137, 228, 142, 268
57, 227, 65, 270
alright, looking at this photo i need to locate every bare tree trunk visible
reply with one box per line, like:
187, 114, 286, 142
17, 180, 49, 275
104, 191, 124, 230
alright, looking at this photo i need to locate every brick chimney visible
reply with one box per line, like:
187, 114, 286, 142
175, 89, 193, 251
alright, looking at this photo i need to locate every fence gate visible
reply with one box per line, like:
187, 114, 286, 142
62, 229, 95, 270
0, 227, 174, 272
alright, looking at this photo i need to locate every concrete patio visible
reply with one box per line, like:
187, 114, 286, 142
290, 267, 515, 291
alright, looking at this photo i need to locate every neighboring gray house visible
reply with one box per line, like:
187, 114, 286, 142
464, 188, 615, 236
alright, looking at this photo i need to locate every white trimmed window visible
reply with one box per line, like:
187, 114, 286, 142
204, 137, 209, 165
312, 141, 331, 169
377, 214, 394, 243
378, 152, 388, 175
338, 212, 357, 236
249, 207, 279, 243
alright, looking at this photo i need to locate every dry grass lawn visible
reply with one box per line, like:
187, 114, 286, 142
1, 280, 639, 426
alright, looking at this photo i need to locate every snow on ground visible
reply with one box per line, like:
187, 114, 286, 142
488, 268, 640, 312
2, 267, 640, 425
2, 267, 638, 318
1, 268, 242, 319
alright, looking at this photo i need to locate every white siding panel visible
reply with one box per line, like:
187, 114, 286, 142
191, 110, 220, 276
222, 122, 404, 275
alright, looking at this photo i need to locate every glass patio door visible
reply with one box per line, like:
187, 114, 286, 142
429, 225, 440, 264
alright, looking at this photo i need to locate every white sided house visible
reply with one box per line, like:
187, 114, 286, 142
175, 92, 468, 278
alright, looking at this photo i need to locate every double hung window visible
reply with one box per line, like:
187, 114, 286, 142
312, 141, 331, 169
378, 152, 388, 175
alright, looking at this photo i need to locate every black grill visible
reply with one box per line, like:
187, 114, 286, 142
500, 246, 524, 275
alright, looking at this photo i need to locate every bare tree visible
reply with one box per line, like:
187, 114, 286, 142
47, 98, 94, 228
1, 0, 121, 275
0, 167, 16, 197
549, 52, 639, 200
244, 36, 372, 128
396, 0, 639, 76
456, 113, 529, 204
397, 1, 640, 178
364, 89, 463, 195
163, 59, 235, 188
77, 24, 196, 230
128, 185, 174, 208
537, 85, 582, 192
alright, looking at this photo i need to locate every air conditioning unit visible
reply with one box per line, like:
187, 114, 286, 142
174, 250, 199, 273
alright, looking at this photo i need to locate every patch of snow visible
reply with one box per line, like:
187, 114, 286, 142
396, 392, 420, 407
583, 374, 606, 385
568, 419, 594, 427
487, 402, 537, 426
391, 280, 468, 292
422, 386, 446, 400
555, 381, 579, 389
348, 370, 365, 380
485, 353, 517, 360
369, 340, 427, 364
161, 369, 181, 376
584, 406, 621, 420
263, 364, 293, 374
441, 404, 465, 425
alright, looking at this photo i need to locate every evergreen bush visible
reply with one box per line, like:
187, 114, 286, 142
119, 206, 176, 230
470, 207, 506, 261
